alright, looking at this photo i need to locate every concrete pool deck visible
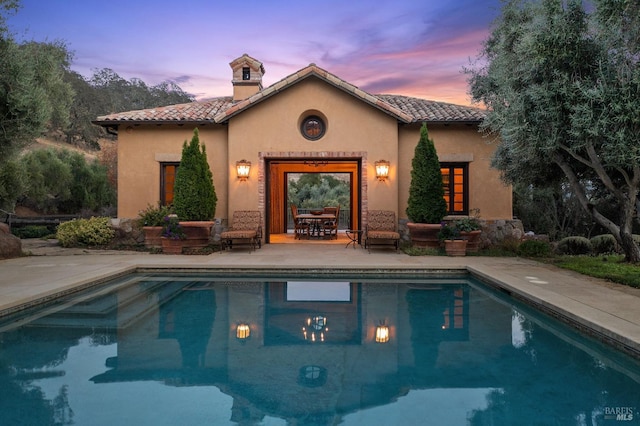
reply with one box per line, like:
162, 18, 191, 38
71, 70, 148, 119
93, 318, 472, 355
1, 239, 640, 358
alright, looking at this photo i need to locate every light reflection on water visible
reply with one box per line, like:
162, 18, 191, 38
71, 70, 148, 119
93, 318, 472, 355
0, 274, 639, 425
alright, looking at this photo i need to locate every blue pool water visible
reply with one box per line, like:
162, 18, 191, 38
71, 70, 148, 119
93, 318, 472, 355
0, 273, 638, 425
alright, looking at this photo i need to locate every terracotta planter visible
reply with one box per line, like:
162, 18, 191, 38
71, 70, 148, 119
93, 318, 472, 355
460, 230, 482, 253
407, 222, 441, 248
179, 221, 214, 248
143, 226, 163, 248
161, 237, 184, 254
444, 239, 467, 256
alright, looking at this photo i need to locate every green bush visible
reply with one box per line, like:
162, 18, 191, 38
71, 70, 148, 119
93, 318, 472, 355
11, 225, 53, 239
56, 217, 115, 247
406, 124, 447, 224
556, 236, 592, 255
173, 128, 217, 221
590, 234, 620, 255
517, 239, 552, 257
19, 148, 115, 214
138, 203, 173, 226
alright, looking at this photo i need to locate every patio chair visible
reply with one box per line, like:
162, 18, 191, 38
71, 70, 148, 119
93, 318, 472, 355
322, 205, 340, 239
291, 204, 310, 240
220, 210, 262, 251
363, 210, 400, 252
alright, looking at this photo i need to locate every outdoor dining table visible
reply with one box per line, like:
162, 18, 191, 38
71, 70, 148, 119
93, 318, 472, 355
297, 213, 336, 238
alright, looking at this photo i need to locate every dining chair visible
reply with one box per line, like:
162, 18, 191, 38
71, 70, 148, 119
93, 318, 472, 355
291, 204, 310, 239
322, 205, 340, 239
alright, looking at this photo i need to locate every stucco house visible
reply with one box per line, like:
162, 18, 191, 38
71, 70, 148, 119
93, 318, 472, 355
94, 54, 516, 244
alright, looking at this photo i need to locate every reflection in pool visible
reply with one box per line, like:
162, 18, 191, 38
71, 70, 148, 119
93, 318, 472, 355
0, 273, 639, 425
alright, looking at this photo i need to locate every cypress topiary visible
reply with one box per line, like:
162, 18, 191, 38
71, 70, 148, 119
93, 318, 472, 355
173, 128, 217, 221
406, 123, 447, 223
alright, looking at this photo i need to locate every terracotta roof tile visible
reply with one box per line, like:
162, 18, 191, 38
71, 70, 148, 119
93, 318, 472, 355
94, 97, 233, 124
376, 94, 486, 122
93, 71, 486, 126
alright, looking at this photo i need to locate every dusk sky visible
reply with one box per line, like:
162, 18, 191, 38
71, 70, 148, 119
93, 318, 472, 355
7, 0, 502, 106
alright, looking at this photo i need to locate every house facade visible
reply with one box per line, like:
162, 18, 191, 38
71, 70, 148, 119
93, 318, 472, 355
95, 54, 515, 243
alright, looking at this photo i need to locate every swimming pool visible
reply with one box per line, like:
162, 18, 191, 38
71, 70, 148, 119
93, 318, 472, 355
0, 272, 638, 425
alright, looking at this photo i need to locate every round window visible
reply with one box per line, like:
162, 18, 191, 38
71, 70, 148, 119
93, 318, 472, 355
301, 116, 325, 140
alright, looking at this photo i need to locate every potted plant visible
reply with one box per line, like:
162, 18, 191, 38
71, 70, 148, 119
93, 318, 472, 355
161, 214, 186, 254
438, 222, 467, 256
406, 123, 448, 248
173, 128, 217, 248
138, 203, 173, 248
455, 211, 483, 253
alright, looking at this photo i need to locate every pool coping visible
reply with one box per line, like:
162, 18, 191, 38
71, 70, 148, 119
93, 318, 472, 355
1, 258, 638, 360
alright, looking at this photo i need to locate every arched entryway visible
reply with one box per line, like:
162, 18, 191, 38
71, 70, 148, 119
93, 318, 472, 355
264, 158, 361, 243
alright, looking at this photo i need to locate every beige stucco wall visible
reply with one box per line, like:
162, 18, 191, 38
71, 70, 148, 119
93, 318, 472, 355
398, 123, 512, 221
226, 77, 399, 217
116, 125, 228, 219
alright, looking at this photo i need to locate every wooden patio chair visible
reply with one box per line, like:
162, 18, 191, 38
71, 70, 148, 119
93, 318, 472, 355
322, 205, 340, 239
220, 210, 262, 251
291, 204, 310, 240
363, 210, 400, 252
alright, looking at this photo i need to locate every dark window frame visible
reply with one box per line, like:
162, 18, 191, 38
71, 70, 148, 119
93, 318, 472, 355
300, 116, 326, 140
441, 162, 469, 215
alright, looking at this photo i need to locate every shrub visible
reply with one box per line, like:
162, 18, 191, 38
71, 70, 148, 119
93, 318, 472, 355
517, 239, 552, 257
138, 203, 173, 226
555, 236, 592, 255
455, 216, 482, 232
19, 148, 116, 214
173, 128, 217, 221
11, 225, 53, 239
406, 124, 447, 224
590, 234, 620, 255
56, 217, 115, 247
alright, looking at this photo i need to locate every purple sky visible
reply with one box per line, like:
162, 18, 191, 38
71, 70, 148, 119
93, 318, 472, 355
7, 0, 501, 106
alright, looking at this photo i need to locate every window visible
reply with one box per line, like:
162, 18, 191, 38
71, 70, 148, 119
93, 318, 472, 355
242, 67, 250, 80
441, 163, 468, 215
301, 116, 325, 140
160, 162, 179, 206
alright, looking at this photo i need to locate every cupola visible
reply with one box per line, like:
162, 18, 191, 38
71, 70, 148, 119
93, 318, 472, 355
230, 54, 265, 101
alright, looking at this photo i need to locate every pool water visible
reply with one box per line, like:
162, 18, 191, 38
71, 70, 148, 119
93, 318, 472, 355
0, 273, 638, 425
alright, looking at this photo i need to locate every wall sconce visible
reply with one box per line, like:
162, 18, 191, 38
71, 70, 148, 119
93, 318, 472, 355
375, 323, 390, 343
375, 160, 390, 181
236, 323, 251, 340
236, 159, 251, 181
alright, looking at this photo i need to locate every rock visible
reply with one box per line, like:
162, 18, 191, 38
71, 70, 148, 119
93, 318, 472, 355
0, 223, 23, 259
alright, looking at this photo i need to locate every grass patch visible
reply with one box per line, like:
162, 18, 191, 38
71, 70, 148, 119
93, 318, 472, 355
402, 246, 441, 256
549, 255, 640, 288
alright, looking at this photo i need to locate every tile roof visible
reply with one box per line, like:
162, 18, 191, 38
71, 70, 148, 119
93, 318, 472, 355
94, 67, 486, 126
377, 95, 486, 123
95, 97, 233, 125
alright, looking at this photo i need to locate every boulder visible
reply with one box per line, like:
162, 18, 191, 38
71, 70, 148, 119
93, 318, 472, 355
0, 223, 22, 259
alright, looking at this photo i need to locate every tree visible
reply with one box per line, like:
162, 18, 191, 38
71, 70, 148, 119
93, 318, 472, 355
406, 123, 447, 224
0, 38, 74, 160
18, 148, 115, 214
173, 128, 217, 221
467, 0, 640, 262
288, 174, 350, 209
0, 1, 74, 211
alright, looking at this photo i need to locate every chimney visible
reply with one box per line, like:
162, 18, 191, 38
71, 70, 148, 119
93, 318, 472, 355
230, 54, 265, 101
